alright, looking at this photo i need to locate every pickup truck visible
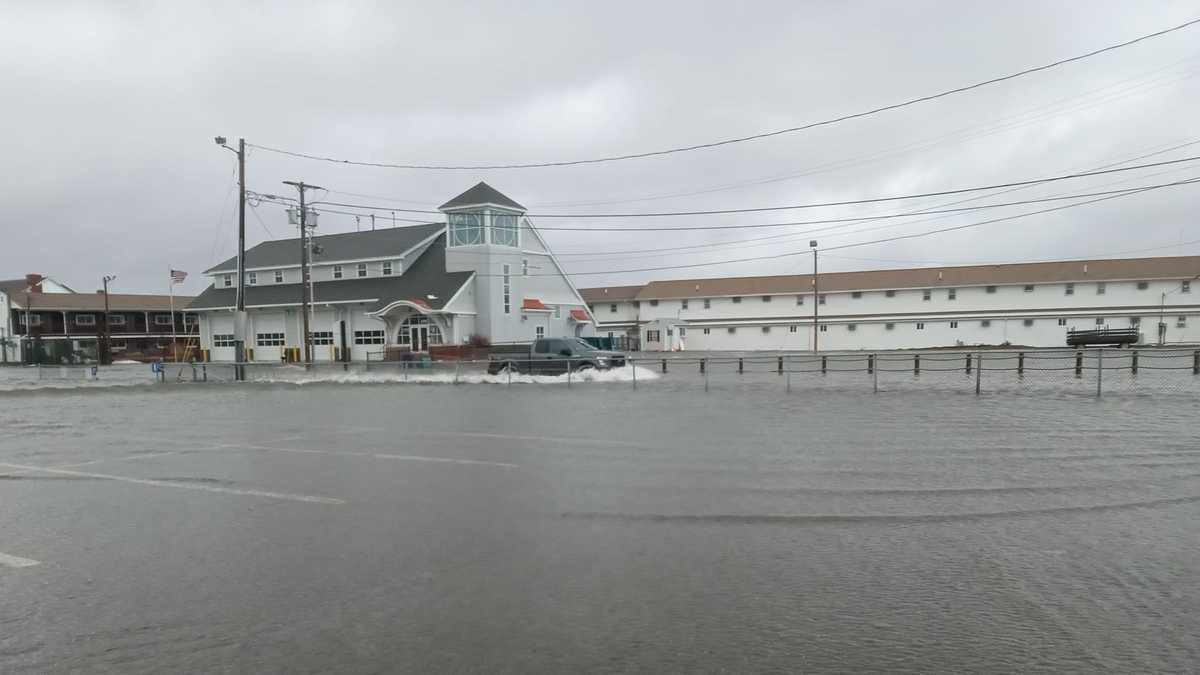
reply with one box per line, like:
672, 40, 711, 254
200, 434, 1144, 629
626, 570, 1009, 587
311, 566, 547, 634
487, 338, 627, 375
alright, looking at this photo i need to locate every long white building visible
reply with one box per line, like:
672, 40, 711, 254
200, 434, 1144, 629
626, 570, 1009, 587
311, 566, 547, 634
580, 256, 1200, 351
189, 183, 595, 361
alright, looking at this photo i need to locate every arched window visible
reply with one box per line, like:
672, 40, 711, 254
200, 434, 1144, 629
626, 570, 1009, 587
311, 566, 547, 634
397, 315, 443, 346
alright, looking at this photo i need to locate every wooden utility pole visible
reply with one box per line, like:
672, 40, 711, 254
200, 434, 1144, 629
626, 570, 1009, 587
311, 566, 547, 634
810, 241, 819, 353
101, 275, 115, 365
283, 180, 324, 364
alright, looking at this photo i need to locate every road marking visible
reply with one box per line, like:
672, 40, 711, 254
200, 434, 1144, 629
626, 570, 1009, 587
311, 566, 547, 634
0, 552, 41, 568
0, 463, 344, 505
407, 431, 641, 447
217, 443, 519, 469
0, 450, 193, 478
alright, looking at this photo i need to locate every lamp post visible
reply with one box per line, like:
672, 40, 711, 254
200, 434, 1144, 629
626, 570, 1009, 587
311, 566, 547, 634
810, 240, 819, 353
101, 275, 115, 365
215, 136, 246, 380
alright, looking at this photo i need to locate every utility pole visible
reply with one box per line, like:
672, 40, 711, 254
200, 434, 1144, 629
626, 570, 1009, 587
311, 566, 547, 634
215, 136, 247, 380
101, 275, 115, 365
810, 240, 819, 353
283, 180, 323, 364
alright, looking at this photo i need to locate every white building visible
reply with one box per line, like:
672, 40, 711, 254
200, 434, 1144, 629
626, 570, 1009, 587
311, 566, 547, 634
189, 182, 596, 361
581, 256, 1200, 351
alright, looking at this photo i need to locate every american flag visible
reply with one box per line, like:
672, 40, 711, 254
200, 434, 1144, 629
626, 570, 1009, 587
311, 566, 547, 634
170, 269, 188, 284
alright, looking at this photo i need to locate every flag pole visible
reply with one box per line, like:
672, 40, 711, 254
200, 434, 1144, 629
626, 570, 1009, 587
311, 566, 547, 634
169, 269, 177, 362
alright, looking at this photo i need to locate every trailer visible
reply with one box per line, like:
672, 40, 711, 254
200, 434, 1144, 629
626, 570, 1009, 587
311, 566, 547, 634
1066, 327, 1140, 347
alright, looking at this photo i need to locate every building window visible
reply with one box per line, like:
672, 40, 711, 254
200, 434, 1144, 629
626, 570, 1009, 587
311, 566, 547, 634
309, 331, 334, 345
632, 300, 640, 308
357, 263, 367, 278
762, 295, 771, 303
916, 322, 925, 330
727, 327, 736, 334
1096, 282, 1106, 294
521, 259, 528, 277
554, 305, 561, 318
1095, 317, 1105, 326
796, 294, 804, 305
703, 298, 711, 309
610, 304, 617, 313
1177, 316, 1187, 328
212, 334, 235, 347
333, 265, 343, 279
353, 330, 385, 345
271, 270, 281, 283
1023, 319, 1034, 327
1183, 280, 1191, 293
947, 288, 956, 300
819, 294, 826, 305
492, 213, 519, 247
1057, 318, 1067, 326
922, 289, 931, 301
703, 328, 710, 335
256, 332, 285, 346
248, 271, 257, 285
649, 299, 659, 307
1137, 281, 1149, 290
18, 314, 43, 327
678, 327, 686, 337
981, 320, 991, 327
448, 212, 484, 246
885, 290, 896, 298
851, 292, 862, 299
949, 321, 958, 328
74, 314, 96, 326
382, 261, 393, 276
1065, 283, 1074, 295
789, 325, 797, 333
885, 323, 895, 330
396, 316, 442, 346
819, 325, 828, 332
847, 324, 857, 332
732, 296, 742, 304
1130, 317, 1141, 326
1024, 285, 1034, 292
502, 264, 511, 314
986, 286, 996, 294
154, 314, 173, 326
681, 299, 688, 310
107, 314, 126, 326
762, 326, 771, 333
223, 274, 232, 287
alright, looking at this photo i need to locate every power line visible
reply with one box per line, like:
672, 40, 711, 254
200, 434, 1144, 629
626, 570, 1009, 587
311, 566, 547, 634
307, 154, 1200, 221
820, 238, 1200, 267
470, 177, 1200, 276
245, 18, 1200, 170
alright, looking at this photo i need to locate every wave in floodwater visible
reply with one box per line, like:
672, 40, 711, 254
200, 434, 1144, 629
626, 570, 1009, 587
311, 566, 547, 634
247, 363, 662, 386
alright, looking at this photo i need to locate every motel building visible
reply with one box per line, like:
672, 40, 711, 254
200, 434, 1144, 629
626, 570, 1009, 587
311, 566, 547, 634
189, 183, 596, 362
580, 256, 1200, 351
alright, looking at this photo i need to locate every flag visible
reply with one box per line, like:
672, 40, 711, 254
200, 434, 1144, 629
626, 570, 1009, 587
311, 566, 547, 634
170, 269, 188, 284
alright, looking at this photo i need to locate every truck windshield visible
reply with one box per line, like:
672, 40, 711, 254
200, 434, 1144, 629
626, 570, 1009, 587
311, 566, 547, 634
571, 338, 597, 352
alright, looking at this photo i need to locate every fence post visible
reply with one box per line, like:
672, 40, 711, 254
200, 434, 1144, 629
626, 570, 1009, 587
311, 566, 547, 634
202, 364, 207, 382
1017, 352, 1024, 376
821, 355, 827, 375
1131, 350, 1138, 375
567, 362, 572, 389
873, 355, 879, 394
704, 358, 709, 392
786, 372, 791, 393
1096, 348, 1103, 397
975, 353, 982, 395
914, 354, 920, 376
507, 362, 512, 387
738, 357, 744, 374
632, 358, 637, 390
454, 359, 460, 384
965, 353, 972, 374
1074, 351, 1083, 377
1193, 350, 1199, 375
699, 358, 705, 374
777, 356, 783, 375
867, 354, 874, 375
661, 358, 667, 374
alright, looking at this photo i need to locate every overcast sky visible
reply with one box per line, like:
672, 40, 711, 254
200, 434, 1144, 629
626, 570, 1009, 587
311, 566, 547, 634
4, 1, 1199, 295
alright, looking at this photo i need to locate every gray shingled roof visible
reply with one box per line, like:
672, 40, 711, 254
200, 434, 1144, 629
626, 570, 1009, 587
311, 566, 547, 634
205, 222, 445, 273
189, 233, 472, 312
438, 182, 525, 211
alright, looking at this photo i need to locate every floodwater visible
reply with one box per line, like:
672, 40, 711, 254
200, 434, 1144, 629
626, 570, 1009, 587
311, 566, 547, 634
1, 365, 1199, 673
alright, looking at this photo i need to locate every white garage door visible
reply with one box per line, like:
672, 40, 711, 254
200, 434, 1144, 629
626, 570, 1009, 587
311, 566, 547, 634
208, 315, 236, 362
252, 313, 287, 362
309, 310, 338, 361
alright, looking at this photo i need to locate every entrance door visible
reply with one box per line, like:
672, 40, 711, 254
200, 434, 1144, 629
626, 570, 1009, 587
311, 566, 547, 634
409, 325, 429, 352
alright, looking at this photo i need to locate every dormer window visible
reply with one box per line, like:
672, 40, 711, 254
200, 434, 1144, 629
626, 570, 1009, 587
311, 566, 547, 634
357, 263, 368, 278
223, 274, 232, 288
448, 212, 484, 246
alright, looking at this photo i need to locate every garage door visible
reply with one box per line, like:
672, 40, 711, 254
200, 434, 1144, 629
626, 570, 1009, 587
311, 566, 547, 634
208, 315, 236, 362
309, 311, 338, 361
252, 312, 287, 362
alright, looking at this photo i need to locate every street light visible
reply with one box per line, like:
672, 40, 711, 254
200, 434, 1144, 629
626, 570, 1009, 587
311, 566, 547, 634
810, 240, 819, 353
100, 275, 116, 365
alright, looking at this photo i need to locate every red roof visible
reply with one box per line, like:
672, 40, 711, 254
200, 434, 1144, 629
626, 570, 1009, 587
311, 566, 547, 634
522, 298, 548, 311
569, 309, 590, 321
408, 298, 431, 309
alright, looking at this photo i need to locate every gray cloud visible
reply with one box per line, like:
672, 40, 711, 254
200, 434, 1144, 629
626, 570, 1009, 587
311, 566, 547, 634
3, 0, 1198, 295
